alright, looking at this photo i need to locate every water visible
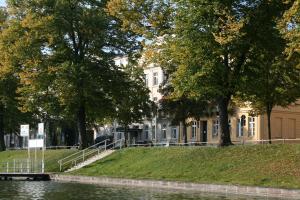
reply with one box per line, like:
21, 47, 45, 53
0, 181, 274, 200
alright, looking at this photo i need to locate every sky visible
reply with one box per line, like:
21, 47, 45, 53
0, 0, 5, 7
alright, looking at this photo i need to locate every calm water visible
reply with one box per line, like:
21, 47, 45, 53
0, 181, 275, 200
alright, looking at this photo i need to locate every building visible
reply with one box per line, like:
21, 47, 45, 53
105, 56, 300, 146
182, 101, 300, 144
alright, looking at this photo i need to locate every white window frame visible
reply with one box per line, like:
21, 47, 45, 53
248, 117, 255, 137
237, 119, 243, 137
191, 121, 197, 139
213, 119, 219, 137
153, 72, 158, 86
162, 124, 167, 139
144, 125, 149, 140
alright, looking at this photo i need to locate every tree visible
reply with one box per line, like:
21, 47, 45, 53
115, 61, 153, 146
243, 0, 300, 143
241, 51, 300, 143
159, 95, 212, 144
107, 0, 290, 146
280, 0, 300, 64
2, 0, 138, 148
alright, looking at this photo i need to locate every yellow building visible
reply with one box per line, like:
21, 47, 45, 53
180, 100, 300, 144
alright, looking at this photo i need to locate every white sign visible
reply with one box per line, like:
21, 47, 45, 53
29, 139, 44, 148
38, 123, 44, 136
20, 125, 29, 137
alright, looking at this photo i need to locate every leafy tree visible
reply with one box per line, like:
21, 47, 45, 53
115, 61, 153, 146
240, 39, 300, 144
159, 95, 211, 144
1, 0, 138, 148
108, 0, 291, 146
280, 0, 300, 64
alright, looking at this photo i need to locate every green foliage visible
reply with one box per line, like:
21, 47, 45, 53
108, 0, 296, 146
115, 61, 152, 127
0, 0, 145, 148
280, 0, 300, 64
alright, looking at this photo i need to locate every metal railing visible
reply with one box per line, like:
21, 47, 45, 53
58, 139, 124, 172
126, 138, 300, 147
0, 159, 44, 174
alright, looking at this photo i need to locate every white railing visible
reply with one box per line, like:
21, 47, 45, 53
58, 139, 124, 172
0, 159, 44, 174
126, 138, 300, 147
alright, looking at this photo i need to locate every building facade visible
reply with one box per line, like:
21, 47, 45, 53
106, 57, 300, 146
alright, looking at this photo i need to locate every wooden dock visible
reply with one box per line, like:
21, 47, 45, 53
0, 173, 50, 181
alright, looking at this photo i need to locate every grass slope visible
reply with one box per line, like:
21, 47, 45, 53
0, 149, 77, 172
73, 144, 300, 189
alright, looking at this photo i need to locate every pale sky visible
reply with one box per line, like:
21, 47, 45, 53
0, 0, 5, 7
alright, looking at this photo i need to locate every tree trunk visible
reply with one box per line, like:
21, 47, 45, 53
267, 106, 272, 144
0, 104, 5, 151
218, 97, 233, 147
63, 123, 76, 146
48, 120, 56, 146
124, 125, 128, 147
77, 103, 87, 149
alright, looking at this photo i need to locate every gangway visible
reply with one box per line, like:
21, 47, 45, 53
58, 139, 124, 172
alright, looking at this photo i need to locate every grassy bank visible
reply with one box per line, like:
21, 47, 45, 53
72, 144, 300, 189
0, 149, 77, 172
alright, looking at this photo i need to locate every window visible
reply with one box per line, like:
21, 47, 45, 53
144, 125, 149, 140
248, 117, 255, 136
213, 119, 219, 136
117, 132, 122, 140
162, 124, 167, 139
171, 127, 177, 139
237, 119, 243, 137
153, 72, 158, 86
191, 121, 197, 139
152, 125, 156, 139
144, 74, 149, 87
138, 132, 142, 141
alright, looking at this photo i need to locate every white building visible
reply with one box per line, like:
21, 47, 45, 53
94, 57, 178, 145
140, 63, 179, 145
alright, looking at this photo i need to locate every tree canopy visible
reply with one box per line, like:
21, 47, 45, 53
108, 0, 295, 146
0, 0, 146, 149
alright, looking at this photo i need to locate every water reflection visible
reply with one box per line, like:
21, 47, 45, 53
0, 181, 277, 200
17, 181, 46, 200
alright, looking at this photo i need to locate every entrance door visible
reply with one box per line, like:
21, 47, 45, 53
201, 121, 208, 144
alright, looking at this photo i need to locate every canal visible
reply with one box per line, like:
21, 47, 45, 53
0, 181, 277, 200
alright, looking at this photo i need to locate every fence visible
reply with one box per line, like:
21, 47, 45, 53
127, 138, 300, 147
0, 159, 44, 174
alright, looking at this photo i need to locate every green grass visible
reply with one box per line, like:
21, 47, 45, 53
0, 149, 78, 172
72, 144, 300, 189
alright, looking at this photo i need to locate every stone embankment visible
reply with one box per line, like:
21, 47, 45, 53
51, 174, 300, 199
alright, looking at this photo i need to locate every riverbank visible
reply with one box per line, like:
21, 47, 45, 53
51, 174, 300, 199
71, 144, 300, 189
